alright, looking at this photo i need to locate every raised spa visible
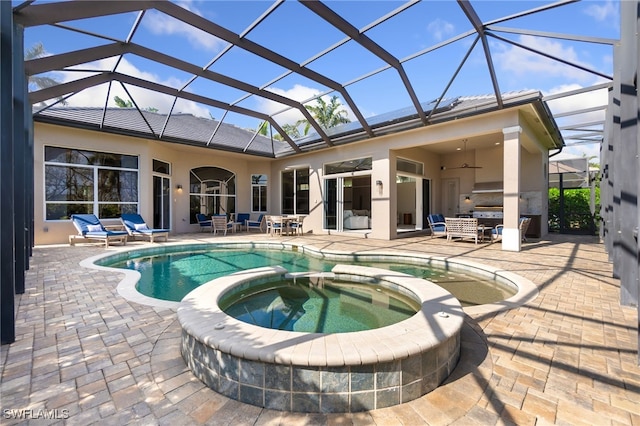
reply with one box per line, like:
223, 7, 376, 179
219, 274, 420, 333
178, 264, 465, 413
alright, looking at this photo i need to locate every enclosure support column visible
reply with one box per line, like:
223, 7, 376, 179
13, 22, 26, 294
623, 0, 640, 365
502, 126, 522, 251
616, 1, 639, 309
1, 0, 16, 345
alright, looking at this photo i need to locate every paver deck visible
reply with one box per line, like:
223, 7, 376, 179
1, 232, 638, 425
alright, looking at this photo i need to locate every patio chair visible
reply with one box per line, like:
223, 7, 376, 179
267, 215, 286, 236
288, 215, 304, 235
196, 213, 213, 232
520, 217, 531, 242
69, 214, 128, 247
490, 224, 504, 242
212, 214, 233, 236
427, 214, 447, 238
120, 213, 169, 243
235, 213, 251, 231
246, 214, 265, 232
490, 217, 531, 243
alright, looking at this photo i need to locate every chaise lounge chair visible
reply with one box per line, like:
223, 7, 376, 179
120, 213, 169, 243
69, 214, 128, 247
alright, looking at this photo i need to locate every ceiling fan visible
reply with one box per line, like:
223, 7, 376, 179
445, 139, 482, 169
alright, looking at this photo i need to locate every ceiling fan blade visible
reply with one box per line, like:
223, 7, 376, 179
447, 162, 482, 169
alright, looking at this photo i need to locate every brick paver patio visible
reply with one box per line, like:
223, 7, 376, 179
1, 232, 638, 425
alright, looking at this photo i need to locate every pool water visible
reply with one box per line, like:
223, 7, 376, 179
366, 262, 515, 306
105, 247, 515, 305
108, 248, 333, 302
219, 276, 419, 333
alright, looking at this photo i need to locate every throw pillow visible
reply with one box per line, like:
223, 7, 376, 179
134, 223, 149, 231
86, 224, 102, 232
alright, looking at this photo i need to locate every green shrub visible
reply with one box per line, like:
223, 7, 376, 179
548, 186, 600, 233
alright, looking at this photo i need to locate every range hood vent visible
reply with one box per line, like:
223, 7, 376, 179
472, 181, 503, 193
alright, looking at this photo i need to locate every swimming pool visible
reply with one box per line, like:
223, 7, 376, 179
87, 241, 537, 412
100, 244, 516, 306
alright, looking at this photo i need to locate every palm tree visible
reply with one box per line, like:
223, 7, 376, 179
257, 95, 350, 141
302, 95, 350, 135
256, 120, 290, 141
25, 42, 67, 105
114, 96, 133, 108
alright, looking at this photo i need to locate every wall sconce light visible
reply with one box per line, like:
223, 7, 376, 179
176, 184, 183, 191
464, 196, 471, 202
376, 180, 383, 187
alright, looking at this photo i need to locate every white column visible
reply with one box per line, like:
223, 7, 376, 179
502, 126, 522, 251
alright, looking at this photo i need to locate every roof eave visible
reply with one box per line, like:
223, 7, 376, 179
33, 114, 277, 159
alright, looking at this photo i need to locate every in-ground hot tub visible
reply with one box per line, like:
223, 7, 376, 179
178, 264, 465, 413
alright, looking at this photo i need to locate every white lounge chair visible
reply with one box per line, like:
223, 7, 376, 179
120, 213, 169, 243
69, 214, 128, 247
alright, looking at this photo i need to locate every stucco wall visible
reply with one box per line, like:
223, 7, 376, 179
34, 123, 270, 244
34, 104, 554, 245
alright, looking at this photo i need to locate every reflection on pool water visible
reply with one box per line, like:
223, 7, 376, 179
218, 275, 420, 333
103, 246, 516, 305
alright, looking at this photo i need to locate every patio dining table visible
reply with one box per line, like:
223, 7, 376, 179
270, 215, 302, 236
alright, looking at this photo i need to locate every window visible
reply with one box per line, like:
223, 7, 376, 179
282, 168, 309, 215
44, 146, 138, 220
153, 159, 171, 175
189, 167, 236, 223
251, 174, 267, 212
324, 157, 372, 175
397, 158, 423, 175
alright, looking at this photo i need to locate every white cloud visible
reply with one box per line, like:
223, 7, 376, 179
584, 0, 618, 22
57, 57, 212, 118
544, 83, 609, 113
259, 84, 321, 125
493, 35, 597, 84
427, 18, 454, 41
142, 4, 225, 52
256, 85, 327, 123
544, 84, 609, 162
561, 143, 602, 163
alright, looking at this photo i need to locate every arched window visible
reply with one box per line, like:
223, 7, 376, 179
189, 167, 235, 224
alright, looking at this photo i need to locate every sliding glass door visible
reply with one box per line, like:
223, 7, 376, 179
323, 176, 371, 231
323, 157, 373, 232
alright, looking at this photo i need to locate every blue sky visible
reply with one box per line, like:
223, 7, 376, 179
22, 0, 619, 160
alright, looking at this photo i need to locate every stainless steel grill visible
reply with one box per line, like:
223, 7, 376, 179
472, 207, 503, 219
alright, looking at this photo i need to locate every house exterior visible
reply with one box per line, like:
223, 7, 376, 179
34, 90, 562, 251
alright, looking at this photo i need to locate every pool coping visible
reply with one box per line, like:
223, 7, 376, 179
79, 240, 539, 315
177, 264, 466, 412
178, 264, 465, 367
